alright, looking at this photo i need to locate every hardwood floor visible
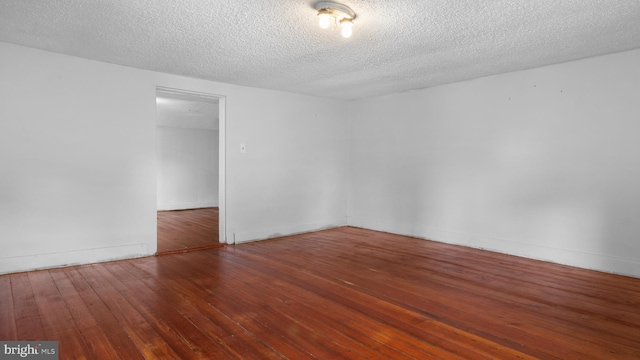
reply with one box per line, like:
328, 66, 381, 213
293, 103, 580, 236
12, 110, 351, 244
2, 226, 640, 359
157, 207, 222, 254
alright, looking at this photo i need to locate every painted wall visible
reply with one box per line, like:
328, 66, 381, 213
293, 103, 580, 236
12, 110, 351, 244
348, 49, 640, 277
156, 110, 219, 210
224, 89, 349, 243
156, 127, 219, 210
154, 72, 349, 246
0, 42, 349, 274
6, 39, 635, 277
0, 43, 157, 274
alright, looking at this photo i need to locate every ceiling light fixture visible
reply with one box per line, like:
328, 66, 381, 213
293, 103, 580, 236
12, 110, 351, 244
314, 1, 356, 38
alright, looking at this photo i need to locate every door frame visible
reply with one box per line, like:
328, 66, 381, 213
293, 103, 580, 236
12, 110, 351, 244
156, 86, 227, 244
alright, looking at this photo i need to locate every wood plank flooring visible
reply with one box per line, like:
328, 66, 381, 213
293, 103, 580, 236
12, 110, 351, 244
157, 207, 222, 254
2, 226, 640, 359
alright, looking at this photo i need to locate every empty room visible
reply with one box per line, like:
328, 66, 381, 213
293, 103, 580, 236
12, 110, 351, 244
1, 1, 639, 359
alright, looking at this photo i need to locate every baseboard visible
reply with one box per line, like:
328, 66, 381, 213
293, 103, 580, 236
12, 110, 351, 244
0, 243, 153, 275
347, 216, 640, 279
234, 218, 348, 244
157, 201, 218, 211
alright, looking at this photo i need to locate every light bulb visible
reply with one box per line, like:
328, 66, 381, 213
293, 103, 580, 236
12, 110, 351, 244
317, 11, 332, 29
340, 18, 353, 38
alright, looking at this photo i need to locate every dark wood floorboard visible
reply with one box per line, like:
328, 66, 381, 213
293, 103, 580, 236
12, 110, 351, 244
157, 207, 223, 254
10, 272, 46, 341
0, 275, 17, 340
2, 226, 640, 359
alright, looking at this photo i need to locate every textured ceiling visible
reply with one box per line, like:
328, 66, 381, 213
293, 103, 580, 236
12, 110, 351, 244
1, 0, 640, 100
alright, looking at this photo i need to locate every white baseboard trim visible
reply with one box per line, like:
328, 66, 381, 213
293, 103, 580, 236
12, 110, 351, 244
157, 201, 218, 211
0, 243, 153, 275
234, 218, 347, 244
347, 216, 640, 279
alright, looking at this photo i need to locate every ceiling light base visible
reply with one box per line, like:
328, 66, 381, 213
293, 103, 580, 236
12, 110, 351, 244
313, 1, 356, 38
314, 1, 356, 20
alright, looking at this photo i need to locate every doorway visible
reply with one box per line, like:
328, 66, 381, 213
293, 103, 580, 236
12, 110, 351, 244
155, 88, 226, 253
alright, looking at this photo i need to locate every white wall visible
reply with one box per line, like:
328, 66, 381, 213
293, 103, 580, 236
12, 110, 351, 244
224, 90, 349, 243
156, 127, 219, 210
348, 49, 640, 278
0, 42, 349, 274
0, 43, 157, 274
7, 39, 635, 277
154, 71, 349, 246
157, 116, 219, 210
